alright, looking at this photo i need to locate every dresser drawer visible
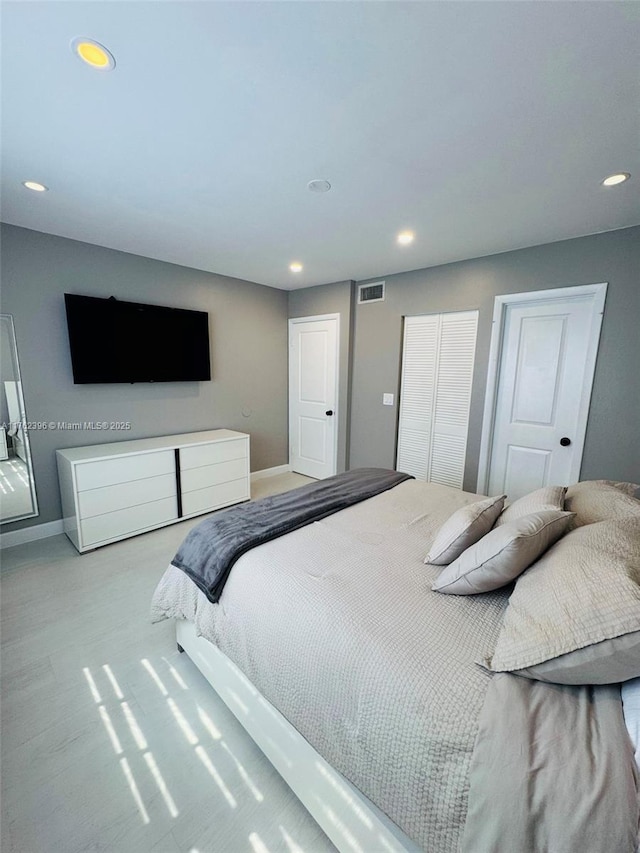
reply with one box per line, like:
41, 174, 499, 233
81, 497, 178, 547
78, 473, 176, 519
75, 450, 175, 491
182, 478, 249, 517
180, 439, 247, 471
181, 457, 248, 494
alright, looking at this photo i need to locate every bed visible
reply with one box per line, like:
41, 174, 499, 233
151, 472, 640, 852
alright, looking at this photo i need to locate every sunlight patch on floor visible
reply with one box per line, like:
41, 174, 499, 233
163, 655, 189, 689
280, 825, 306, 853
221, 740, 264, 802
119, 756, 150, 824
144, 752, 179, 818
102, 663, 125, 699
248, 831, 271, 853
195, 744, 237, 808
85, 663, 183, 823
197, 704, 222, 740
167, 696, 199, 745
0, 475, 14, 493
81, 656, 318, 845
99, 705, 123, 755
83, 666, 102, 703
141, 657, 169, 696
121, 701, 148, 750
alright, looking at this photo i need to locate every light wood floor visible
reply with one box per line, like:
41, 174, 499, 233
1, 473, 338, 853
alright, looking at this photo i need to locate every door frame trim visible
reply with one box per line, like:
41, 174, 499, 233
288, 313, 340, 478
476, 283, 607, 495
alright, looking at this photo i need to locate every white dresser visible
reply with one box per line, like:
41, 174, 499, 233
57, 429, 250, 552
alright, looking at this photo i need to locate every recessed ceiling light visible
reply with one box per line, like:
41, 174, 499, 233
602, 172, 630, 187
308, 179, 332, 193
289, 262, 303, 273
397, 231, 415, 245
71, 37, 116, 71
22, 181, 48, 192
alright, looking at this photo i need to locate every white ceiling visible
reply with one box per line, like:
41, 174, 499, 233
1, 1, 639, 290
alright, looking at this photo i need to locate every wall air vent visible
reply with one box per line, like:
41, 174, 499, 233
358, 281, 385, 304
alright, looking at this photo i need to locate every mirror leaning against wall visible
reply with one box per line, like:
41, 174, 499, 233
0, 314, 39, 523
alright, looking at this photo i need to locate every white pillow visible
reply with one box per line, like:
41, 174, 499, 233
425, 495, 506, 565
495, 485, 567, 527
432, 510, 574, 595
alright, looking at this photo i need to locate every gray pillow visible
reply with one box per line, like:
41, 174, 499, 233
485, 517, 640, 684
495, 485, 567, 527
564, 480, 640, 528
424, 495, 506, 565
510, 631, 640, 685
432, 510, 574, 595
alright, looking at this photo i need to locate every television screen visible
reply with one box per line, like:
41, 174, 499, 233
64, 294, 211, 383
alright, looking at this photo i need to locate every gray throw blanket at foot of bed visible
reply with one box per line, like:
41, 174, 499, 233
171, 467, 413, 603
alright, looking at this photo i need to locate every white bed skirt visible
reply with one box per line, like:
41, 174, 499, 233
176, 619, 422, 853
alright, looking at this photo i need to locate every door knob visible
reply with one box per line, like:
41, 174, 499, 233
325, 410, 334, 416
560, 437, 571, 447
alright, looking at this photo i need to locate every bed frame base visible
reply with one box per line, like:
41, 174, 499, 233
175, 619, 421, 853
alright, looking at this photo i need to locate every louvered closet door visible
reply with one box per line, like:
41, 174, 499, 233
396, 311, 478, 489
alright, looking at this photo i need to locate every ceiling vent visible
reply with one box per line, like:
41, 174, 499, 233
358, 281, 385, 304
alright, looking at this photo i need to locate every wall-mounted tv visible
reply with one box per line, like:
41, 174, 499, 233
64, 294, 211, 384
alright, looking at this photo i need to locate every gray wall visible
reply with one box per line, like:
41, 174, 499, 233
1, 224, 289, 531
3, 222, 638, 532
350, 226, 640, 490
288, 281, 355, 474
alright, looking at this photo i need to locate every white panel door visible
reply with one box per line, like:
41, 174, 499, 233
397, 311, 478, 488
289, 316, 338, 479
488, 293, 603, 499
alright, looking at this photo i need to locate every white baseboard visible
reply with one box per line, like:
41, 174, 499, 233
250, 464, 291, 482
0, 519, 64, 550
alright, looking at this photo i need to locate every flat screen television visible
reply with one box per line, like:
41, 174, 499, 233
64, 294, 211, 384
